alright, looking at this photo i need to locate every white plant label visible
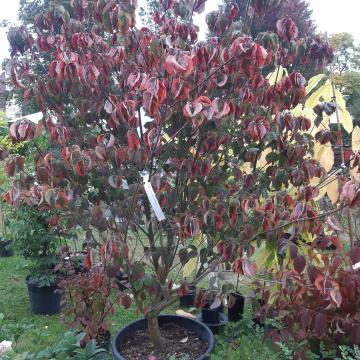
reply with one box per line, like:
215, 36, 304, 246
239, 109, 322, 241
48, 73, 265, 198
142, 173, 166, 222
353, 262, 360, 270
122, 179, 129, 190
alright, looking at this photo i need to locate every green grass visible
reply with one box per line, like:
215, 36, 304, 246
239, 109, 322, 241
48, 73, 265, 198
0, 256, 64, 353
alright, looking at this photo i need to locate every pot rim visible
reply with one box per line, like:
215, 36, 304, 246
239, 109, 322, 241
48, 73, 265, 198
112, 314, 214, 360
202, 303, 222, 311
228, 291, 245, 297
25, 275, 58, 289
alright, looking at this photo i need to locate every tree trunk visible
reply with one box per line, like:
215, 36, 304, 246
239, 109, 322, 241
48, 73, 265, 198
147, 315, 164, 350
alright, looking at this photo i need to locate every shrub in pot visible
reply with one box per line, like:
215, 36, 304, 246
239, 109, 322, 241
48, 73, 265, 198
5, 0, 338, 358
8, 206, 63, 315
179, 285, 197, 308
195, 288, 227, 334
227, 292, 245, 323
0, 237, 13, 257
58, 243, 119, 351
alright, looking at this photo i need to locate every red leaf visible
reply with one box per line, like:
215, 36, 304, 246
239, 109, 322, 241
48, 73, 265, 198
171, 78, 190, 100
228, 209, 237, 228
351, 325, 360, 344
314, 313, 327, 338
242, 259, 257, 276
11, 66, 26, 89
329, 286, 342, 307
74, 160, 85, 176
195, 289, 206, 308
326, 216, 342, 232
143, 92, 159, 117
127, 130, 140, 150
223, 242, 232, 261
216, 241, 223, 255
183, 101, 203, 118
290, 244, 298, 259
120, 294, 132, 309
108, 175, 123, 189
232, 257, 242, 274
214, 213, 223, 230
294, 254, 306, 273
24, 88, 33, 102
177, 282, 189, 297
83, 251, 92, 270
314, 274, 325, 292
290, 202, 305, 220
93, 273, 101, 288
351, 190, 360, 207
165, 53, 193, 78
350, 247, 360, 264
300, 309, 311, 329
127, 72, 141, 89
330, 256, 342, 274
276, 16, 299, 41
330, 236, 343, 251
115, 148, 126, 167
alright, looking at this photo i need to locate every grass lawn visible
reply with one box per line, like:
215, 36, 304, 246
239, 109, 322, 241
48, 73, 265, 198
0, 255, 279, 359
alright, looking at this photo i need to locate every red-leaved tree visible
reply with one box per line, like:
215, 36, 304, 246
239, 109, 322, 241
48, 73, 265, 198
6, 0, 356, 353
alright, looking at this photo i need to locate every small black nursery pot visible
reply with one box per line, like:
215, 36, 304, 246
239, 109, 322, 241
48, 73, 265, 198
180, 285, 197, 307
227, 292, 245, 322
201, 303, 221, 325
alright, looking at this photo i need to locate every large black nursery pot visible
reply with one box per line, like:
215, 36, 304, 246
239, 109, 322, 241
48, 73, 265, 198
25, 276, 61, 315
179, 285, 196, 307
112, 315, 215, 360
227, 292, 245, 322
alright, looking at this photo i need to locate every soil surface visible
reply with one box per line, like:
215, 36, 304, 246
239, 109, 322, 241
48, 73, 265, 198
118, 323, 208, 359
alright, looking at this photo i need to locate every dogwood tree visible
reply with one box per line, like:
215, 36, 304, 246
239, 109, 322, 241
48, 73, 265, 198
6, 0, 356, 352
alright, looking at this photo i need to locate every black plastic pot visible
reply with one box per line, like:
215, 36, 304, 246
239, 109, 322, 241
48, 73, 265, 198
227, 292, 245, 322
115, 271, 130, 291
112, 315, 215, 360
98, 331, 111, 352
201, 303, 221, 325
179, 286, 196, 307
0, 241, 13, 257
197, 312, 228, 334
25, 276, 61, 315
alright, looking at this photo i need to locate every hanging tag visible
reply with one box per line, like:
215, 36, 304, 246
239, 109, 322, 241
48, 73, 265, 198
122, 179, 129, 190
141, 172, 166, 222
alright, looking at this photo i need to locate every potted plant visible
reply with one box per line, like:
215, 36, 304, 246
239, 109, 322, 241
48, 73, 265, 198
194, 281, 228, 334
58, 242, 120, 352
197, 289, 224, 319
8, 206, 62, 315
5, 0, 336, 358
227, 292, 245, 323
179, 285, 197, 308
0, 237, 13, 257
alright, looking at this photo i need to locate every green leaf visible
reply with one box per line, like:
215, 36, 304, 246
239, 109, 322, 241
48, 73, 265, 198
305, 80, 332, 110
183, 258, 198, 278
267, 65, 287, 85
134, 279, 144, 291
306, 73, 326, 95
